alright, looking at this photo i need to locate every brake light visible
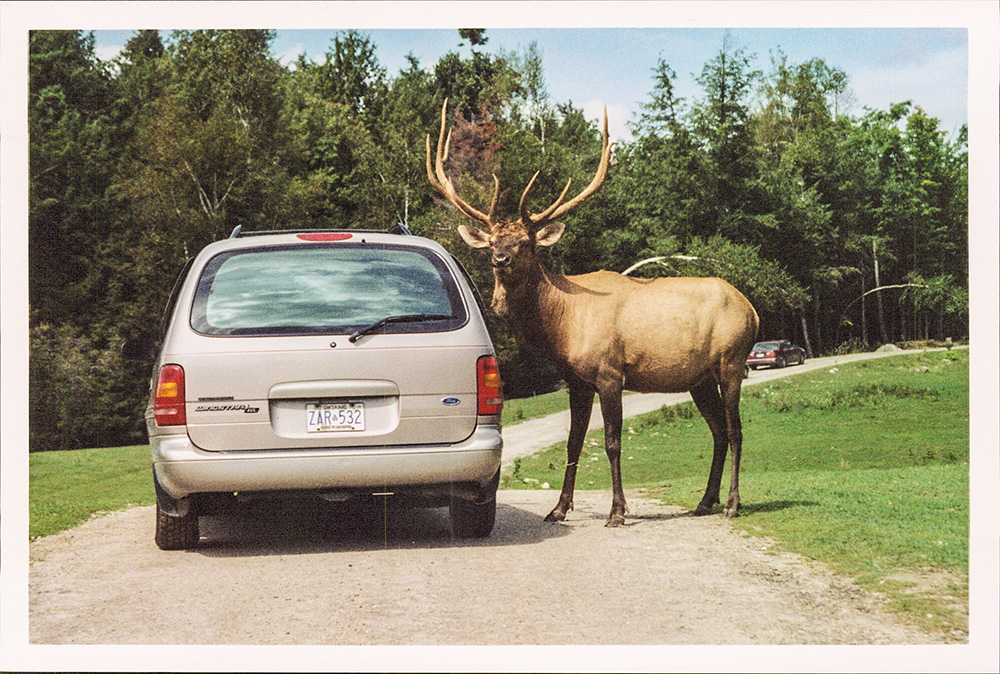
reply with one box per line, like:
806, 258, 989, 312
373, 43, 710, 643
297, 232, 353, 242
154, 364, 186, 426
476, 356, 503, 416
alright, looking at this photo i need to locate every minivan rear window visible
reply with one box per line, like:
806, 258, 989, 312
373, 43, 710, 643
190, 243, 468, 336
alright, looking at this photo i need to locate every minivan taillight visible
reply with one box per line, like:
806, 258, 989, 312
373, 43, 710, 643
476, 356, 503, 416
153, 364, 186, 426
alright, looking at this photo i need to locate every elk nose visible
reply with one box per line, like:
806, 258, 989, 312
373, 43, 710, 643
491, 252, 511, 268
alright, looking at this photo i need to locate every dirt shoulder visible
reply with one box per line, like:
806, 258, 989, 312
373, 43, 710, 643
29, 489, 937, 646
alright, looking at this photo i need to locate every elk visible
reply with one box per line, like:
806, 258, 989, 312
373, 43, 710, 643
427, 101, 759, 526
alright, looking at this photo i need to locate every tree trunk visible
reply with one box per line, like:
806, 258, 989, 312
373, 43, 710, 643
860, 273, 868, 347
873, 240, 889, 344
812, 299, 823, 355
800, 313, 813, 357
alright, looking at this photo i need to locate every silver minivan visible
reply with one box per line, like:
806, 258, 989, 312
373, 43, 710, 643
125, 227, 503, 549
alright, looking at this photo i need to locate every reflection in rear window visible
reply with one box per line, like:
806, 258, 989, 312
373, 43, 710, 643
191, 243, 467, 336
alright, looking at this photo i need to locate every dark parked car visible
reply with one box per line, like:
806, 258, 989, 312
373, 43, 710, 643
746, 340, 806, 370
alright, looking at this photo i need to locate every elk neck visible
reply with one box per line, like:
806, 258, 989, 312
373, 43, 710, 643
491, 256, 572, 357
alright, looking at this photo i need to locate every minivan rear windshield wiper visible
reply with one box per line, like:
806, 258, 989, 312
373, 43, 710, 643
348, 314, 454, 343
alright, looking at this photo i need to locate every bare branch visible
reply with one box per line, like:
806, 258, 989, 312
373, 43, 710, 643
182, 158, 213, 219
860, 283, 929, 299
622, 254, 723, 276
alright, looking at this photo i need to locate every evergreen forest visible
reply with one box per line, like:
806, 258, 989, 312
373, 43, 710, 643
28, 29, 969, 452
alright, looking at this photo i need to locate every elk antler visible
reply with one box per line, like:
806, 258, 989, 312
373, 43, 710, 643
426, 100, 613, 232
426, 99, 500, 228
520, 107, 613, 229
519, 171, 573, 227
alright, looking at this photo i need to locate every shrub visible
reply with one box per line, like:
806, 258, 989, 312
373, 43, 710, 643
833, 337, 870, 355
30, 324, 149, 452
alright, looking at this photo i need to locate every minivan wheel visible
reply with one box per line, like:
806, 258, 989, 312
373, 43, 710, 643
450, 470, 499, 539
155, 501, 200, 550
450, 493, 496, 538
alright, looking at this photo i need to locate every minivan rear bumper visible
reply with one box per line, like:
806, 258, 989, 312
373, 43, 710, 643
152, 425, 502, 500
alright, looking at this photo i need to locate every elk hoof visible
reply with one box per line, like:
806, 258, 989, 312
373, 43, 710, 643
605, 514, 627, 527
544, 509, 567, 523
723, 503, 741, 518
694, 503, 714, 516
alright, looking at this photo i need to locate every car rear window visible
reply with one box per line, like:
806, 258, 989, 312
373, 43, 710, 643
190, 243, 468, 336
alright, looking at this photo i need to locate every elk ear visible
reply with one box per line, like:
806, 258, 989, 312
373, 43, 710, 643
534, 222, 566, 247
457, 225, 491, 248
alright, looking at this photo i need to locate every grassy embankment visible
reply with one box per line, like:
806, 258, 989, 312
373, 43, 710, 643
502, 349, 970, 639
501, 388, 580, 425
30, 443, 154, 539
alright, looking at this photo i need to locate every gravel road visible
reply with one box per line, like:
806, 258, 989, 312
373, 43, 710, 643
29, 348, 948, 647
30, 491, 935, 646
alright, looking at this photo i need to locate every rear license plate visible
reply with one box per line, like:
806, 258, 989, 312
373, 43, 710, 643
306, 402, 365, 432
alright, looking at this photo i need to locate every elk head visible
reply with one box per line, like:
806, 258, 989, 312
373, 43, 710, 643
426, 100, 613, 280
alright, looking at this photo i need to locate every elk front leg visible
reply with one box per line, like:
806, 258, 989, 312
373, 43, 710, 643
544, 383, 594, 522
598, 382, 628, 527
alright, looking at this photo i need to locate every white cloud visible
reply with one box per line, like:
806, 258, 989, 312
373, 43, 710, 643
277, 43, 306, 67
94, 43, 124, 62
277, 44, 328, 70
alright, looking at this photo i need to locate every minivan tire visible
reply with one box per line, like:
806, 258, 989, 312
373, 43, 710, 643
450, 492, 496, 538
155, 502, 200, 550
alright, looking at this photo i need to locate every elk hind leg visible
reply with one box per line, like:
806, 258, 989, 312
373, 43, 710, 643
544, 382, 594, 523
720, 372, 745, 518
689, 380, 729, 516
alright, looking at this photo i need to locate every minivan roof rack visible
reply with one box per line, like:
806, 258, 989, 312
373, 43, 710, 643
228, 225, 412, 239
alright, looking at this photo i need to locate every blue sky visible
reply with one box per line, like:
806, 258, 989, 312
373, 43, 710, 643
92, 25, 968, 141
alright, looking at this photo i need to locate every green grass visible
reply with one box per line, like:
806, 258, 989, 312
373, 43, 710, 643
29, 444, 154, 540
502, 388, 575, 425
502, 349, 970, 638
502, 388, 645, 425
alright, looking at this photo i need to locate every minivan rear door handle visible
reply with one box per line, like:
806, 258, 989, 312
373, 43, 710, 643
269, 380, 400, 400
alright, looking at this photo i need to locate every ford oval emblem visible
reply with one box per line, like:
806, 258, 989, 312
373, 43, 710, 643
441, 397, 461, 406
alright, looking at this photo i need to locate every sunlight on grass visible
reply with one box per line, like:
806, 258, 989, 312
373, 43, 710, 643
30, 444, 153, 539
